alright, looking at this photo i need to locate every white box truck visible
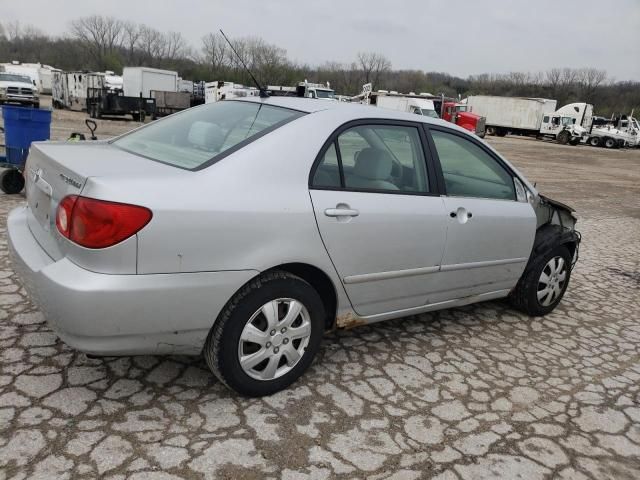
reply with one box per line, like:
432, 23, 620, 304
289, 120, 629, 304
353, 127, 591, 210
466, 96, 557, 137
123, 67, 178, 98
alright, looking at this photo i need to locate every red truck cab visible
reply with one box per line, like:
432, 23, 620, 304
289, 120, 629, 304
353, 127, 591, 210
441, 101, 486, 138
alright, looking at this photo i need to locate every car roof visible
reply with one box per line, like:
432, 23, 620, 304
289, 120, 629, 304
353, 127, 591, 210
236, 95, 456, 129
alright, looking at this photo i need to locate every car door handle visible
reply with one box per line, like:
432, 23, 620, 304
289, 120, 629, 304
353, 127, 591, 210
325, 208, 359, 217
450, 210, 473, 219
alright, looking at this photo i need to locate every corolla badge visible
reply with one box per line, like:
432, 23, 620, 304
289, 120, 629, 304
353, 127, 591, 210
59, 173, 82, 189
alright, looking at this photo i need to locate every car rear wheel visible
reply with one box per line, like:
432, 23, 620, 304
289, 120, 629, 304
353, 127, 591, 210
510, 245, 572, 316
204, 271, 325, 396
0, 169, 25, 194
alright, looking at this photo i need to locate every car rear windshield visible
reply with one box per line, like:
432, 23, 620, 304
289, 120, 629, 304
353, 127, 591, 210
113, 101, 304, 170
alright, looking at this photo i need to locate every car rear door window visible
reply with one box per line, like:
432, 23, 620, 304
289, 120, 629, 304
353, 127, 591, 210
313, 124, 429, 193
431, 130, 515, 200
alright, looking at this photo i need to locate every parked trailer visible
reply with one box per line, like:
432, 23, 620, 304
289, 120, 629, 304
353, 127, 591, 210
86, 74, 155, 121
52, 71, 92, 111
123, 67, 178, 98
466, 95, 557, 136
151, 90, 191, 117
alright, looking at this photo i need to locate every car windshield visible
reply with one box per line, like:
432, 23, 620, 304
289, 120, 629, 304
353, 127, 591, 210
0, 73, 32, 83
315, 89, 335, 99
561, 117, 575, 126
113, 101, 304, 170
421, 109, 440, 118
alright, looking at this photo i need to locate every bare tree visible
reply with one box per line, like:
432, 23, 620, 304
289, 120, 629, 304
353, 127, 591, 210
357, 52, 391, 89
202, 33, 229, 72
138, 25, 166, 63
4, 21, 21, 41
70, 15, 125, 68
577, 67, 607, 103
122, 21, 141, 64
164, 32, 188, 61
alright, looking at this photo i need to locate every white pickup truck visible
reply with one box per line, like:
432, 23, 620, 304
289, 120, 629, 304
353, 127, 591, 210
0, 72, 40, 108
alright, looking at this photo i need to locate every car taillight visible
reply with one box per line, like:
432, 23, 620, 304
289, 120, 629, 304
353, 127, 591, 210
56, 195, 152, 249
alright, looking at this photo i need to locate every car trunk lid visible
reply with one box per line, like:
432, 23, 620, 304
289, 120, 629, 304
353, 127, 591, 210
24, 141, 174, 261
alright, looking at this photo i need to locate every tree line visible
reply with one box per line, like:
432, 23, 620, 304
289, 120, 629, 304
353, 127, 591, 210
1, 16, 638, 116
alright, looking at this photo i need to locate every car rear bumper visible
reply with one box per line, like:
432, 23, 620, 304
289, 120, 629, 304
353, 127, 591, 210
7, 206, 257, 356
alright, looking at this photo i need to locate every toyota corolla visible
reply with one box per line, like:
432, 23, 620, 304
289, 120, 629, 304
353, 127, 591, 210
7, 97, 580, 396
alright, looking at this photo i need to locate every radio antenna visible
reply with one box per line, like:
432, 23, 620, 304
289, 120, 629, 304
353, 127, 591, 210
219, 29, 268, 98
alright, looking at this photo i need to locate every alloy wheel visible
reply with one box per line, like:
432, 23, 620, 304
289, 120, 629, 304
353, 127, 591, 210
537, 256, 567, 307
238, 298, 312, 381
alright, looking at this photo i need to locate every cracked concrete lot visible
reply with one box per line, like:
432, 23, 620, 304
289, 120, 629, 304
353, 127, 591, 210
1, 134, 639, 479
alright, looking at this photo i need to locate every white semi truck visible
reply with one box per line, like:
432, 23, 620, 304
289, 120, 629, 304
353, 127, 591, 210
466, 95, 589, 145
373, 92, 440, 118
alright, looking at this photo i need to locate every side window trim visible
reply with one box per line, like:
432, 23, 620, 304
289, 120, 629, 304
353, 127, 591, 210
335, 139, 345, 188
309, 118, 442, 196
423, 124, 518, 199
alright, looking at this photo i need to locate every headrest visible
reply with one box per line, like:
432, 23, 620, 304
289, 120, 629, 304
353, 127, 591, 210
188, 121, 224, 151
354, 148, 393, 180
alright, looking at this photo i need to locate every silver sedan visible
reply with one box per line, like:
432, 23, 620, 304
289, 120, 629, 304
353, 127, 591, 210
7, 97, 580, 396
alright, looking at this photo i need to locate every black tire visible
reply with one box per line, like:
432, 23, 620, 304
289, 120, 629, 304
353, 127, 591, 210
204, 271, 325, 397
588, 136, 601, 147
486, 126, 497, 136
557, 131, 570, 145
569, 137, 580, 146
496, 128, 507, 137
510, 245, 572, 316
0, 169, 25, 194
604, 137, 616, 149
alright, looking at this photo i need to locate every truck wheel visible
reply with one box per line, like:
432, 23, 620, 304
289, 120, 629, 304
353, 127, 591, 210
557, 131, 570, 145
0, 170, 25, 194
604, 137, 616, 149
486, 126, 497, 136
496, 128, 507, 137
569, 137, 580, 146
588, 136, 601, 147
510, 245, 572, 316
204, 271, 325, 397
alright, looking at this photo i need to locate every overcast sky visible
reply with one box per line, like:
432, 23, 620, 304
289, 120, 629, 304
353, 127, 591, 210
3, 0, 640, 80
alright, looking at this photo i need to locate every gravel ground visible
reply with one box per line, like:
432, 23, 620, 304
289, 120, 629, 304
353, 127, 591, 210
1, 103, 639, 479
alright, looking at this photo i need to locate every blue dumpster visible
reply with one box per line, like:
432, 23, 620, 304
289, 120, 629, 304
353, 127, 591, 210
0, 105, 52, 194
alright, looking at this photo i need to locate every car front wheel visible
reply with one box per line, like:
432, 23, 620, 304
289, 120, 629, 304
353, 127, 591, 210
204, 271, 325, 396
510, 245, 572, 316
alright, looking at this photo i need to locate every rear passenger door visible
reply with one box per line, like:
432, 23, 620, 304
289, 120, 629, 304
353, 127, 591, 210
427, 127, 536, 299
309, 121, 448, 317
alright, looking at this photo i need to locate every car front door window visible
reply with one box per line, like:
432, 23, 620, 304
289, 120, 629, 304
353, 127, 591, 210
431, 130, 515, 200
